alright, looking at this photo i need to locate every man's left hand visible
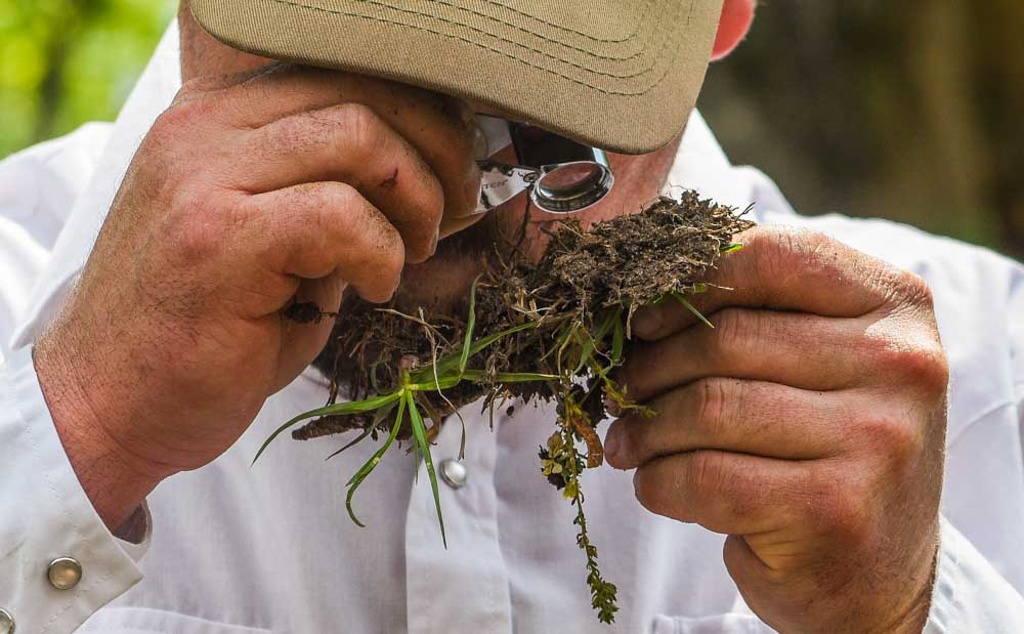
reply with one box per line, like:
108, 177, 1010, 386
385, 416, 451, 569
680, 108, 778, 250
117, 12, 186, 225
606, 226, 948, 632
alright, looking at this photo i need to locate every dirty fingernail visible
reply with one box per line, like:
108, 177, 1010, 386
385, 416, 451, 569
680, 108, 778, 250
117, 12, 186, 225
428, 230, 439, 256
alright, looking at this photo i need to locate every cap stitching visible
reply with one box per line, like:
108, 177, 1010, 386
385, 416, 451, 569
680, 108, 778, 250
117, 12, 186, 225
461, 0, 646, 43
274, 0, 672, 77
266, 0, 689, 91
379, 0, 652, 52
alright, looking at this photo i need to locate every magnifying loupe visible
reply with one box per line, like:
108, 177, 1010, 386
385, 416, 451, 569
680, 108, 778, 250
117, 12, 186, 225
474, 115, 615, 215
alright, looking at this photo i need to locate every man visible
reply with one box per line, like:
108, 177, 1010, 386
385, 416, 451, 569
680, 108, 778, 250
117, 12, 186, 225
1, 1, 1022, 632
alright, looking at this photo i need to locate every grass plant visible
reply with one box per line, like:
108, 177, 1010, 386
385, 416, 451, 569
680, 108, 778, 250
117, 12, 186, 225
257, 192, 752, 623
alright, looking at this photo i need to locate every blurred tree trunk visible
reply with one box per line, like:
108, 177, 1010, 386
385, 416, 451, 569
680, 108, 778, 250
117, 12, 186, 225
700, 0, 1024, 258
969, 0, 1024, 258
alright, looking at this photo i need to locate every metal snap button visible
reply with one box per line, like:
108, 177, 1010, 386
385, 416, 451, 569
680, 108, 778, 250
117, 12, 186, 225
47, 557, 83, 591
0, 607, 15, 634
439, 459, 468, 489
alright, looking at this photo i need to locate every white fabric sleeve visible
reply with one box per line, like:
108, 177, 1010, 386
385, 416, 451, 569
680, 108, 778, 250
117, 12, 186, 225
925, 517, 1024, 632
0, 345, 149, 633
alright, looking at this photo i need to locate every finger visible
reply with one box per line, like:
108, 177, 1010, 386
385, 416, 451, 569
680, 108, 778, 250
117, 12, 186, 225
240, 181, 405, 305
273, 271, 346, 392
213, 67, 480, 224
621, 308, 870, 402
207, 65, 457, 130
633, 450, 810, 535
632, 226, 925, 340
174, 62, 283, 103
605, 378, 848, 470
235, 103, 444, 262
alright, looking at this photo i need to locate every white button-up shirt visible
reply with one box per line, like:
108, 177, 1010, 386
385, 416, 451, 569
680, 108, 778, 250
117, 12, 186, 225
2, 22, 1023, 633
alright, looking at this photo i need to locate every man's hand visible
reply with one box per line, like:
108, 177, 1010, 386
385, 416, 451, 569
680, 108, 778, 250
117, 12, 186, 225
34, 65, 481, 532
606, 226, 948, 632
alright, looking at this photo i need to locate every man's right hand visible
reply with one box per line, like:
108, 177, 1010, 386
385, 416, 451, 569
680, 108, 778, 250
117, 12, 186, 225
33, 65, 481, 532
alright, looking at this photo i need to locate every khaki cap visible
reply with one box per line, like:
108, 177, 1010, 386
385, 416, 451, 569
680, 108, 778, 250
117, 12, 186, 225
190, 0, 723, 154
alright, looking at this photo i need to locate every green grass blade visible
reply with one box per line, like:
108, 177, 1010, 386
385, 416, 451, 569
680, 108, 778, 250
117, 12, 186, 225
406, 391, 447, 548
407, 376, 464, 392
253, 392, 403, 465
554, 321, 580, 374
324, 427, 375, 462
413, 321, 540, 381
671, 292, 715, 329
611, 315, 625, 363
345, 395, 408, 527
458, 370, 559, 383
459, 277, 482, 374
573, 330, 598, 375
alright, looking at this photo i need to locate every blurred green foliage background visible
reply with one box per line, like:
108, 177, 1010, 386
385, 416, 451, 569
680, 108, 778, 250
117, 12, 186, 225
1, 1, 1021, 257
0, 0, 172, 155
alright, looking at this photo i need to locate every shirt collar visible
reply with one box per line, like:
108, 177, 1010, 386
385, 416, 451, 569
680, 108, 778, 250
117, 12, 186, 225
14, 21, 743, 347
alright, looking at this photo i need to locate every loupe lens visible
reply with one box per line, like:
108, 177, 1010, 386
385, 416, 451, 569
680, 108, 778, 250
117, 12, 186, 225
533, 162, 614, 213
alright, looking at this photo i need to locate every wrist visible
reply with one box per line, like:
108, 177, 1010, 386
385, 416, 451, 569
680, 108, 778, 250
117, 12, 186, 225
882, 534, 940, 634
33, 333, 169, 532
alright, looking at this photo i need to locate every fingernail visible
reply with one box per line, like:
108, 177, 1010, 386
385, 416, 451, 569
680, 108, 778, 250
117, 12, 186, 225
470, 120, 489, 160
632, 308, 661, 338
604, 428, 625, 468
428, 231, 439, 256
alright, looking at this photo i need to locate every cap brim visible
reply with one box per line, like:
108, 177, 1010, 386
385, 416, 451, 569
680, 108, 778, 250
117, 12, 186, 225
190, 0, 722, 154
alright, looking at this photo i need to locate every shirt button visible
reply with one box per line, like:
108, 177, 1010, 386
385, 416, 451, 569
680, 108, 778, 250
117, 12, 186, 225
0, 607, 14, 634
439, 459, 468, 489
47, 557, 83, 590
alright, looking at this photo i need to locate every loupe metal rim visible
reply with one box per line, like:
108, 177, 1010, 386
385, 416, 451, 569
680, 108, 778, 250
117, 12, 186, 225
530, 160, 615, 214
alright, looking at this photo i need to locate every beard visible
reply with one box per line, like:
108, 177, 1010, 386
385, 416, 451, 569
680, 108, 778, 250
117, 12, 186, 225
312, 197, 536, 381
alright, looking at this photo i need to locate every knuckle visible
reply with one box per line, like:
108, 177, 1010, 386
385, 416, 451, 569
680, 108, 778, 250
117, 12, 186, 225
688, 450, 730, 500
157, 94, 213, 134
316, 182, 362, 224
167, 210, 223, 264
902, 343, 950, 396
174, 78, 212, 104
337, 102, 384, 156
693, 378, 730, 433
871, 333, 949, 396
857, 413, 922, 467
809, 471, 871, 543
759, 226, 833, 282
300, 185, 358, 248
711, 307, 742, 350
710, 308, 765, 363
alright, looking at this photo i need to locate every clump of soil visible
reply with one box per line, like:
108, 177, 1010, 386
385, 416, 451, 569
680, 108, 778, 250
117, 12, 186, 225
274, 191, 752, 623
295, 192, 749, 441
